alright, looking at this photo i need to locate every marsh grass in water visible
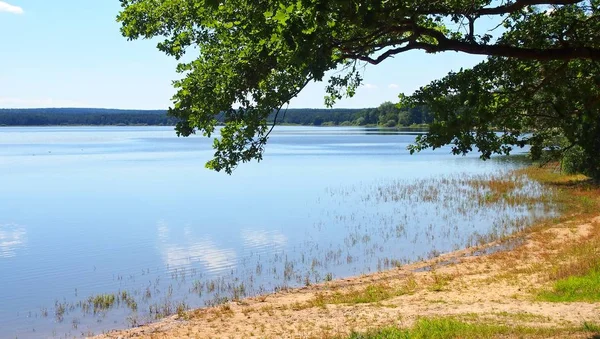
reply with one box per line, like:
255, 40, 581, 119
31, 168, 565, 336
90, 294, 116, 313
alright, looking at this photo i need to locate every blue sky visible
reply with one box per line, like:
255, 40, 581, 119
0, 1, 486, 109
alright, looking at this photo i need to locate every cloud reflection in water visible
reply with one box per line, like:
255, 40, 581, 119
0, 223, 27, 258
156, 222, 289, 273
157, 221, 237, 273
240, 229, 287, 250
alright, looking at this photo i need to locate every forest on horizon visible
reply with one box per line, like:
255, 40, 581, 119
0, 103, 431, 127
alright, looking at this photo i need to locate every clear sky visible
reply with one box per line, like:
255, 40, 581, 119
0, 1, 486, 109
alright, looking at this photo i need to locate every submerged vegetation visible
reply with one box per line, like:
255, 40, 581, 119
83, 165, 599, 339
12, 163, 595, 339
341, 166, 600, 339
36, 166, 581, 337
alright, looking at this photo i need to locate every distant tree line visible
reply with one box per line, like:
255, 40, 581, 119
270, 103, 431, 127
0, 108, 179, 126
352, 102, 432, 127
0, 105, 431, 127
267, 108, 361, 126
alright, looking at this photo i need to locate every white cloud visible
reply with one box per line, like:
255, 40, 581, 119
362, 83, 378, 89
388, 83, 400, 89
0, 1, 23, 14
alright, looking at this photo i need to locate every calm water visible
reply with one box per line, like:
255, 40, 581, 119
0, 126, 535, 338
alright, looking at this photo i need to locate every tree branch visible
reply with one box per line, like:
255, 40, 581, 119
439, 41, 600, 60
343, 38, 600, 64
476, 0, 583, 16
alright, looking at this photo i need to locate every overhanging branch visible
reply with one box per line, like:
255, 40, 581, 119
342, 39, 600, 64
476, 0, 583, 16
409, 0, 585, 16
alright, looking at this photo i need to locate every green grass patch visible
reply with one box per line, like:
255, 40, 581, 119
583, 321, 600, 334
347, 317, 567, 338
306, 277, 418, 309
313, 284, 398, 307
89, 293, 116, 312
538, 268, 600, 302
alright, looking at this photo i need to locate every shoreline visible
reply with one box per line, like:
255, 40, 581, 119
93, 209, 600, 338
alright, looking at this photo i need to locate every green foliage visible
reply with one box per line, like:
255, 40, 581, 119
118, 0, 600, 174
562, 145, 600, 180
349, 102, 430, 127
400, 4, 600, 179
0, 108, 365, 127
271, 108, 362, 125
404, 55, 600, 179
384, 119, 397, 128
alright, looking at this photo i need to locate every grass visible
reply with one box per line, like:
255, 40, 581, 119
312, 284, 396, 307
89, 294, 116, 313
346, 317, 566, 339
547, 226, 600, 280
517, 166, 599, 216
583, 321, 600, 334
489, 311, 550, 323
538, 268, 600, 302
428, 272, 454, 292
310, 280, 417, 308
527, 167, 600, 302
478, 167, 600, 290
345, 168, 600, 339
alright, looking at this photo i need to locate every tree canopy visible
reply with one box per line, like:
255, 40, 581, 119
117, 0, 600, 177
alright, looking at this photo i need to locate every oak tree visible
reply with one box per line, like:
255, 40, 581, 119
117, 0, 600, 177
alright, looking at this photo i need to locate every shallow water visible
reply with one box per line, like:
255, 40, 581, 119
0, 126, 539, 338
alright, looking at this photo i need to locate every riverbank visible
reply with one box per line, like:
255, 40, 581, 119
94, 167, 600, 339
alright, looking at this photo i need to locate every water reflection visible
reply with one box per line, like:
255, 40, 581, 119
157, 222, 237, 272
0, 223, 26, 258
240, 229, 287, 249
0, 126, 541, 338
269, 127, 428, 136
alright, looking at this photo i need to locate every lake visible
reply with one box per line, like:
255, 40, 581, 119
0, 126, 545, 338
